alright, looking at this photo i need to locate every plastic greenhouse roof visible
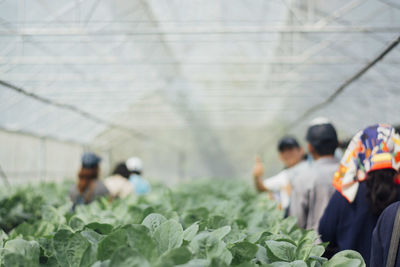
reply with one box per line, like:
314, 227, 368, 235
0, 0, 399, 148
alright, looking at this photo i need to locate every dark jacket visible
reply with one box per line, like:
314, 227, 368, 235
370, 201, 400, 267
319, 183, 400, 264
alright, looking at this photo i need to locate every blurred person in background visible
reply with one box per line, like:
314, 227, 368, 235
104, 162, 133, 199
253, 136, 308, 216
70, 152, 109, 210
370, 200, 400, 267
126, 157, 151, 195
319, 124, 400, 263
288, 118, 339, 230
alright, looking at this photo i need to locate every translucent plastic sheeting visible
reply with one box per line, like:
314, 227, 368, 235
0, 0, 399, 182
0, 130, 83, 185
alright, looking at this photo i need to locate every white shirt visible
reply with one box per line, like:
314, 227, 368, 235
263, 160, 309, 210
104, 175, 133, 198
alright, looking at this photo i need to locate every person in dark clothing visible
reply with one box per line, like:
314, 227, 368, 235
370, 201, 400, 267
320, 172, 400, 262
319, 124, 400, 264
70, 152, 109, 209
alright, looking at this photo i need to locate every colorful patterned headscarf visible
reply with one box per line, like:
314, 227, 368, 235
332, 124, 400, 203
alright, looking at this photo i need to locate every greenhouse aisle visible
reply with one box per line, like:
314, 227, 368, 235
0, 0, 399, 266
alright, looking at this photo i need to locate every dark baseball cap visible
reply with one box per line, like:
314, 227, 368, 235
306, 123, 338, 147
278, 136, 300, 152
81, 152, 101, 168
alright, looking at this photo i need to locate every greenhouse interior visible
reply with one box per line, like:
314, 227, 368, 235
0, 0, 399, 266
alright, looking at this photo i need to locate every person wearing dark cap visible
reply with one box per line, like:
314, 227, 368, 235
253, 136, 308, 214
69, 152, 109, 209
288, 118, 339, 230
319, 124, 400, 263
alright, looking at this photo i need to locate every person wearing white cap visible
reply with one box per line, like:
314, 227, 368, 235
288, 118, 339, 231
126, 157, 151, 195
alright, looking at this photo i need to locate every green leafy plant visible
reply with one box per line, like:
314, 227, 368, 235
0, 180, 365, 266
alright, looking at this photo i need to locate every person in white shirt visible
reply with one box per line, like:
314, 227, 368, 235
253, 136, 308, 214
104, 162, 133, 199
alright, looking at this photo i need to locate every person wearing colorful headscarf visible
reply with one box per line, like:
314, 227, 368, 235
319, 124, 400, 263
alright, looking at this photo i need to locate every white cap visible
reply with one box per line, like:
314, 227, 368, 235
309, 117, 331, 126
126, 157, 143, 172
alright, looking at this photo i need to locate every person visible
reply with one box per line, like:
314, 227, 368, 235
70, 152, 109, 209
104, 162, 133, 199
319, 124, 400, 263
126, 157, 151, 195
253, 136, 308, 214
370, 201, 400, 267
288, 118, 339, 230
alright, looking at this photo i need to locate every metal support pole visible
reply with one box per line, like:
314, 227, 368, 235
0, 163, 10, 187
178, 151, 186, 181
40, 137, 47, 181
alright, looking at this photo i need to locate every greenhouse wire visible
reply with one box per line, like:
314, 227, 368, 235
291, 35, 400, 127
258, 35, 400, 153
0, 80, 183, 152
